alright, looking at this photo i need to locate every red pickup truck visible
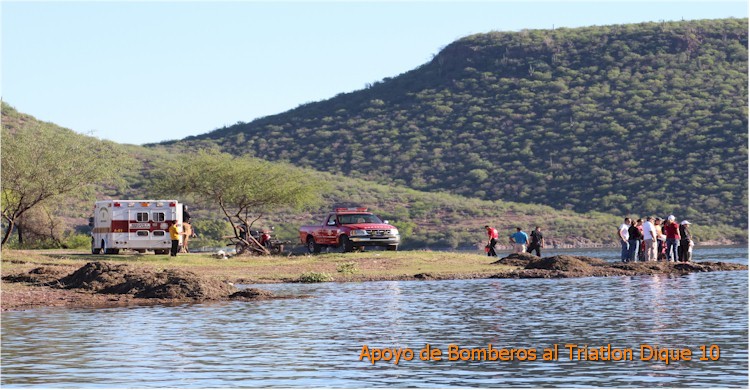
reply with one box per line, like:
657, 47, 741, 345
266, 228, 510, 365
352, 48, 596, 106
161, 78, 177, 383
299, 208, 400, 253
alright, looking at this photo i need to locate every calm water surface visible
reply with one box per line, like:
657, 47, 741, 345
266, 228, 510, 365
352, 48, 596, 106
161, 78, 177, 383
2, 247, 747, 387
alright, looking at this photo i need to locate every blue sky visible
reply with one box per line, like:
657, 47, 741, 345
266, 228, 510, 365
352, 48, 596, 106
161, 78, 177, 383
2, 1, 747, 145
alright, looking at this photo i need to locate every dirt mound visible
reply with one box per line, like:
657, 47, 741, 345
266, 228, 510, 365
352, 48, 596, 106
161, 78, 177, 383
229, 288, 275, 299
2, 274, 38, 284
59, 262, 131, 291
672, 261, 746, 273
58, 262, 236, 300
489, 258, 747, 279
525, 255, 596, 272
611, 261, 668, 273
492, 252, 538, 267
3, 266, 71, 285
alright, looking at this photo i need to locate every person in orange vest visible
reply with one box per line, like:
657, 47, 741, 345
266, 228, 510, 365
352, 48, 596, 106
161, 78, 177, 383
484, 225, 499, 257
168, 222, 182, 257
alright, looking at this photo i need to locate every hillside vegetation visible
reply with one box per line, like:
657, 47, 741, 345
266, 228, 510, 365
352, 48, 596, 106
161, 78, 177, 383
2, 102, 744, 249
164, 18, 748, 229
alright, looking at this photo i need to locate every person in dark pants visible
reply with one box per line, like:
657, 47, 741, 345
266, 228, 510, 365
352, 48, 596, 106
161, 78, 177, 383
526, 226, 545, 257
484, 225, 499, 257
664, 215, 681, 262
169, 222, 182, 257
627, 220, 643, 262
618, 217, 631, 262
679, 220, 693, 262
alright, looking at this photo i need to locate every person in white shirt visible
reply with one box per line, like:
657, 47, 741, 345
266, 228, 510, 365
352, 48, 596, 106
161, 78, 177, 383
641, 216, 657, 261
618, 217, 631, 262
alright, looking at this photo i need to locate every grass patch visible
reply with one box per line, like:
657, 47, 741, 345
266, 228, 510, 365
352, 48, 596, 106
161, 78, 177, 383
1, 249, 513, 283
336, 261, 358, 275
298, 272, 333, 283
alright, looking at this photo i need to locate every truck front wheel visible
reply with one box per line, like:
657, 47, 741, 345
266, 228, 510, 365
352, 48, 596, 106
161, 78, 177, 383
307, 237, 321, 254
339, 235, 352, 253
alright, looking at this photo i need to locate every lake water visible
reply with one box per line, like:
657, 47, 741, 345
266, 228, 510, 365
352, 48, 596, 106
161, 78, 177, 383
2, 247, 747, 387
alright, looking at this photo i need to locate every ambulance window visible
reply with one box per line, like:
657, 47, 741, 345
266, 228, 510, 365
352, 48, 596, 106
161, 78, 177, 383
153, 231, 165, 237
136, 230, 149, 237
136, 212, 149, 222
153, 212, 166, 222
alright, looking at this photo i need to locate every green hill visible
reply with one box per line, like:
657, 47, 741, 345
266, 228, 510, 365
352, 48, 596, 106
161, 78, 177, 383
7, 102, 744, 249
161, 18, 748, 229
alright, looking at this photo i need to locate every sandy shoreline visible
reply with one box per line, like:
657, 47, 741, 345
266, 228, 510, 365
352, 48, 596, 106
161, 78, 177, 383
2, 250, 746, 312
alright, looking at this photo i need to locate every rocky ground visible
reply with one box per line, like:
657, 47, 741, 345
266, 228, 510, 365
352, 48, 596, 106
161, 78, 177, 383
490, 252, 747, 278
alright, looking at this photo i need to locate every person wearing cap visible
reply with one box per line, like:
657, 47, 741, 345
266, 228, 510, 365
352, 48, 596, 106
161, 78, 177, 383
485, 225, 499, 257
664, 215, 681, 262
679, 220, 693, 262
169, 222, 182, 257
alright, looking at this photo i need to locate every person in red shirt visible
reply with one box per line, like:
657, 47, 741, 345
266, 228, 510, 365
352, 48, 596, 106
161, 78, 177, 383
663, 215, 681, 262
260, 230, 271, 247
485, 225, 499, 257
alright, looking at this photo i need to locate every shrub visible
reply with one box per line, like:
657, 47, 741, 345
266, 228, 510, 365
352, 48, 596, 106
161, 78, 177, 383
298, 272, 333, 283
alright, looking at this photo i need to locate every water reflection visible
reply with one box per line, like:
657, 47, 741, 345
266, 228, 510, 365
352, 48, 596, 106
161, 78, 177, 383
2, 248, 748, 387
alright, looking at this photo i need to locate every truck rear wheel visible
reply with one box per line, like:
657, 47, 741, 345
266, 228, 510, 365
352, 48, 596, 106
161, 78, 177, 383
307, 237, 321, 254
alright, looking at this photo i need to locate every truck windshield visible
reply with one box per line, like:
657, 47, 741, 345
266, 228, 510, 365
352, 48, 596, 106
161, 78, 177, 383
338, 214, 383, 224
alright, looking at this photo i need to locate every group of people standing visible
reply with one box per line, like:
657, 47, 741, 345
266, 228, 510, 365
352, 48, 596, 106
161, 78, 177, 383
618, 215, 693, 262
484, 225, 545, 257
167, 205, 197, 257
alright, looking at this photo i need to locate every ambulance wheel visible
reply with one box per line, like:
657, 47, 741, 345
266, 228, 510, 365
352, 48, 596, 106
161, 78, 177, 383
91, 238, 102, 255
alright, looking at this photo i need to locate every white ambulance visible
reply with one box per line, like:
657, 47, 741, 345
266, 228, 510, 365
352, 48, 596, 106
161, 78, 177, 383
90, 200, 184, 254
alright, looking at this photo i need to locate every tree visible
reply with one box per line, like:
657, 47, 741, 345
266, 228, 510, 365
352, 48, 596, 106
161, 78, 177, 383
153, 151, 321, 255
1, 123, 124, 246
